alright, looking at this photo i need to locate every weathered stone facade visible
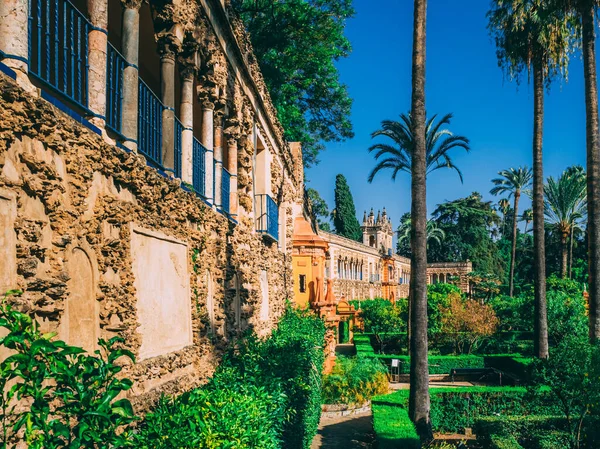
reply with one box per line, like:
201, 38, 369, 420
0, 0, 302, 410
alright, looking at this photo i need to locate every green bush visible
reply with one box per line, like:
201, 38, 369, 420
485, 355, 534, 382
0, 292, 137, 448
322, 356, 388, 405
134, 306, 326, 449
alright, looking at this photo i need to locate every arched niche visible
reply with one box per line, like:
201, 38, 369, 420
63, 243, 99, 353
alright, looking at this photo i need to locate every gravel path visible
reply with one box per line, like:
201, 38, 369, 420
310, 411, 373, 449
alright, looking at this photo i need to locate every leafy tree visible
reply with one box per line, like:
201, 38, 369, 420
231, 0, 355, 167
331, 174, 362, 241
544, 167, 587, 278
307, 188, 332, 231
466, 271, 502, 303
396, 213, 445, 258
440, 293, 499, 354
367, 113, 470, 183
350, 298, 405, 354
497, 198, 513, 239
408, 0, 432, 438
491, 166, 533, 296
429, 193, 503, 276
488, 0, 574, 359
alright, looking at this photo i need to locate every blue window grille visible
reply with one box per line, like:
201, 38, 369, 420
106, 42, 126, 135
138, 78, 164, 167
221, 167, 231, 215
255, 194, 278, 241
174, 117, 183, 178
192, 137, 207, 197
28, 0, 91, 109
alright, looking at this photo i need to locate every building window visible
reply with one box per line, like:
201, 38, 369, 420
299, 274, 307, 293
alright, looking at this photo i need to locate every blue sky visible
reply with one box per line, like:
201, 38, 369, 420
305, 0, 589, 230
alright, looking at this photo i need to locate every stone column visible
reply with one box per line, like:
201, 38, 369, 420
201, 101, 214, 204
225, 130, 239, 217
120, 0, 141, 152
0, 0, 28, 75
213, 112, 224, 208
87, 0, 108, 127
158, 36, 179, 172
179, 63, 196, 184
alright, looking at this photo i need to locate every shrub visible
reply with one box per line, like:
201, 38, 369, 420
371, 400, 419, 449
0, 291, 137, 448
350, 299, 405, 353
322, 356, 388, 405
135, 306, 326, 449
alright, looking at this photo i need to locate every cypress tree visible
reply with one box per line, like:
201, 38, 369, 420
332, 174, 362, 241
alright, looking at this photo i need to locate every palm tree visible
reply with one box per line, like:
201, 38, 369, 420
397, 215, 446, 250
498, 198, 511, 237
521, 209, 534, 234
367, 113, 470, 183
408, 0, 432, 440
490, 167, 533, 296
544, 168, 587, 278
556, 0, 600, 342
488, 0, 573, 359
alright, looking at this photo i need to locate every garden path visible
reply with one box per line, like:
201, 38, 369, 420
310, 411, 373, 449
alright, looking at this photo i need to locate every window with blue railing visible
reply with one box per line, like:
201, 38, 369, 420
174, 117, 183, 178
192, 137, 206, 198
28, 0, 91, 110
138, 78, 164, 167
221, 167, 231, 215
105, 43, 126, 135
255, 194, 278, 242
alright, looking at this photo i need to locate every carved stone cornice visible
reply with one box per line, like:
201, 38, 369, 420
120, 0, 142, 10
157, 33, 181, 61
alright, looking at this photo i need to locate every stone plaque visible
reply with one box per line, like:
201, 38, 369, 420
131, 226, 191, 360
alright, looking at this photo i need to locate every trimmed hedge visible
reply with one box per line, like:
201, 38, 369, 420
371, 386, 562, 445
371, 400, 419, 449
485, 355, 534, 382
474, 416, 573, 449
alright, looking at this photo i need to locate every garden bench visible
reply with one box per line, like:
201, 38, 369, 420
450, 367, 502, 385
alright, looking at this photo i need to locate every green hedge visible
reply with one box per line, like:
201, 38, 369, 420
474, 416, 573, 449
371, 400, 420, 449
484, 355, 534, 382
371, 386, 562, 444
134, 307, 326, 449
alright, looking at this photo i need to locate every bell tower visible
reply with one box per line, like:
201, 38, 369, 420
361, 207, 394, 255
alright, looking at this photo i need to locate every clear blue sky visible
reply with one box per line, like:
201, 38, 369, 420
305, 0, 589, 230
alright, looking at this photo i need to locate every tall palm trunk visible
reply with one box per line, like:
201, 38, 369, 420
582, 2, 600, 342
569, 226, 574, 279
532, 58, 549, 359
509, 191, 520, 296
561, 231, 569, 278
408, 0, 432, 441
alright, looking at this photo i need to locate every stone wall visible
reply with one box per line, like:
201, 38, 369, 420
0, 75, 296, 410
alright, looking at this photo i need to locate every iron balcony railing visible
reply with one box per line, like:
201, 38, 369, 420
106, 42, 126, 135
28, 0, 90, 109
138, 78, 164, 167
255, 194, 278, 241
174, 117, 183, 178
192, 137, 207, 198
221, 167, 231, 215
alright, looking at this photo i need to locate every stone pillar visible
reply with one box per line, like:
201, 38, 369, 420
226, 132, 239, 217
158, 36, 179, 171
201, 101, 214, 204
120, 0, 141, 152
213, 113, 224, 208
179, 64, 196, 184
0, 0, 28, 74
87, 0, 108, 127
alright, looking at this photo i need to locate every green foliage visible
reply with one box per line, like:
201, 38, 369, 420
307, 187, 331, 231
331, 174, 362, 241
0, 291, 137, 448
135, 306, 326, 449
350, 299, 405, 354
427, 283, 462, 335
322, 356, 388, 405
429, 192, 504, 275
231, 0, 354, 167
396, 212, 446, 257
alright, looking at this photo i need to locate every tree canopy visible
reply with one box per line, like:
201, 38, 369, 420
231, 0, 355, 167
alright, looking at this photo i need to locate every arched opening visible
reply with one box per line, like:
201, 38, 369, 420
369, 235, 375, 247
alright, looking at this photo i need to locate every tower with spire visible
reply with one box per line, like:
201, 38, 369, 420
361, 207, 394, 255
